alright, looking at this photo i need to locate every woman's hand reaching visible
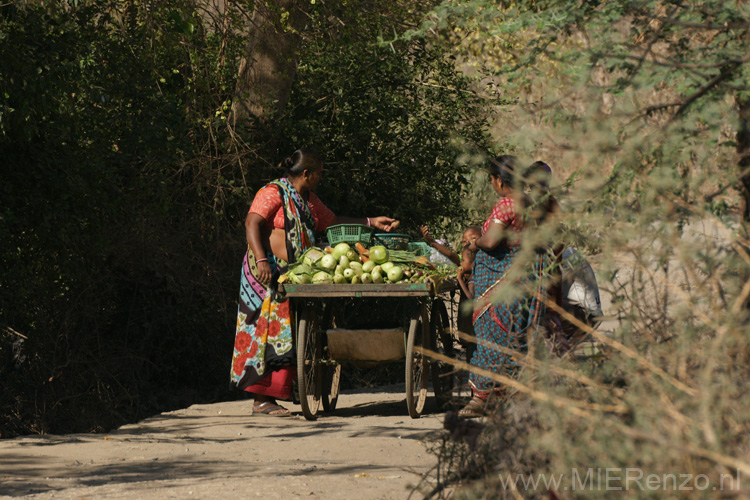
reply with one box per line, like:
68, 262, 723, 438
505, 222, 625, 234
370, 216, 400, 232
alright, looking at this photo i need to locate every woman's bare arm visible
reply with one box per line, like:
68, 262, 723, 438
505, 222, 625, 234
421, 225, 460, 265
246, 212, 272, 285
476, 219, 507, 251
332, 215, 399, 232
457, 268, 474, 299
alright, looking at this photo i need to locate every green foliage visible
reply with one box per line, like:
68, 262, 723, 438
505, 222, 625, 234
276, 1, 490, 238
285, 44, 482, 231
0, 0, 493, 437
403, 1, 750, 497
0, 0, 250, 436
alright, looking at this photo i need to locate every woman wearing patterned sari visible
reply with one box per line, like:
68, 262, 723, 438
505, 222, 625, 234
459, 155, 548, 418
230, 149, 398, 416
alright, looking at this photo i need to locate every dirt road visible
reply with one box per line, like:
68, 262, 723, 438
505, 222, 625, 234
2, 238, 649, 500
0, 385, 446, 500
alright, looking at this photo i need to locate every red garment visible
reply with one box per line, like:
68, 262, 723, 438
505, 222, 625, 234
482, 196, 524, 234
249, 184, 336, 231
244, 365, 297, 400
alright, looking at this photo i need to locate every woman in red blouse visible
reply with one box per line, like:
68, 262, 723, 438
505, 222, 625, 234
460, 155, 549, 418
230, 149, 398, 416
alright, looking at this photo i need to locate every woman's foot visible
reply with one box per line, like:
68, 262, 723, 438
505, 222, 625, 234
252, 397, 291, 417
458, 395, 487, 418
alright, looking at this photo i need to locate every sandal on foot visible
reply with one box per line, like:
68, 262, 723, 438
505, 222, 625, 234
253, 401, 291, 417
458, 396, 487, 418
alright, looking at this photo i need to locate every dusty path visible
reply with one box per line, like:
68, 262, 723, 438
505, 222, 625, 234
0, 385, 447, 500
3, 231, 666, 500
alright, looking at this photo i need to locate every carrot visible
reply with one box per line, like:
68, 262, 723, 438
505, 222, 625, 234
325, 246, 334, 253
355, 242, 369, 256
415, 256, 436, 270
360, 254, 370, 263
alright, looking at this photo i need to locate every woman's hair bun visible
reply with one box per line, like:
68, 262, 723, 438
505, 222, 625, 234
281, 148, 323, 177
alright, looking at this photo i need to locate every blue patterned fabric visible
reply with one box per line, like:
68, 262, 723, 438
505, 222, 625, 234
230, 177, 315, 393
469, 246, 546, 395
270, 178, 316, 264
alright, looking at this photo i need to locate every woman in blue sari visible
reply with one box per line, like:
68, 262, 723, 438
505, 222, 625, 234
460, 155, 548, 418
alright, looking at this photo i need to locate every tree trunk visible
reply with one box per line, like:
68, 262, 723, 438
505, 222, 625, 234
230, 0, 308, 129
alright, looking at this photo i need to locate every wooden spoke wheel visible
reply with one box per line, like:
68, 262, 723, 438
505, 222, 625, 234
405, 302, 429, 418
320, 304, 339, 413
322, 362, 341, 412
296, 304, 324, 420
430, 298, 456, 410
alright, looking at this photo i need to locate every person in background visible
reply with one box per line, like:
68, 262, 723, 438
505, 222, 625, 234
456, 226, 481, 300
460, 154, 549, 418
455, 226, 481, 362
420, 225, 460, 267
559, 246, 603, 341
520, 161, 567, 353
421, 225, 481, 360
230, 148, 398, 416
522, 160, 604, 353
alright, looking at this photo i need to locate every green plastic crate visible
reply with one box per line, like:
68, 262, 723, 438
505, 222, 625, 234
326, 224, 375, 246
372, 233, 411, 250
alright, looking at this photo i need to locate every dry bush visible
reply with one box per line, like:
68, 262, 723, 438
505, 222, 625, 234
413, 1, 750, 498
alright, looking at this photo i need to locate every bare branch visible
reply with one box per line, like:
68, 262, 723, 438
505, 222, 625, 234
591, 51, 749, 71
657, 17, 750, 31
669, 62, 741, 122
624, 4, 680, 86
3, 326, 27, 340
542, 296, 699, 397
417, 347, 629, 416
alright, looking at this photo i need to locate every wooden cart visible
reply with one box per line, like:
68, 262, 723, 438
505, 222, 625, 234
279, 280, 458, 420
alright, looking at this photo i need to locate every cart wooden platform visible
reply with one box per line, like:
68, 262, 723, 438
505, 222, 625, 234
279, 280, 458, 420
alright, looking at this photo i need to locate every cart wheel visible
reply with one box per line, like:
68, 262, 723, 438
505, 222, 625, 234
322, 363, 341, 412
405, 302, 429, 418
319, 306, 339, 413
430, 299, 455, 410
297, 305, 323, 420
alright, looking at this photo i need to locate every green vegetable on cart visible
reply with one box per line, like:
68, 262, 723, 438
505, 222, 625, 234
279, 246, 455, 285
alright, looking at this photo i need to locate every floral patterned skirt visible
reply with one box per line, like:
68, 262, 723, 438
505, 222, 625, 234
229, 248, 295, 399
